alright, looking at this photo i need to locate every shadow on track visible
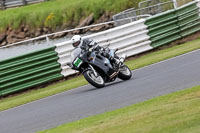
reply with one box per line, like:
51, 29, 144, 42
78, 77, 135, 94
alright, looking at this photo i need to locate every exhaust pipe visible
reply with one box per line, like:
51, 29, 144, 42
110, 69, 120, 79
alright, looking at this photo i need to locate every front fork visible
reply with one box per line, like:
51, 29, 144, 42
89, 64, 98, 77
119, 54, 127, 63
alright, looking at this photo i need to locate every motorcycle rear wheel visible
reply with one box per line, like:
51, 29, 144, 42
83, 69, 105, 88
118, 65, 132, 80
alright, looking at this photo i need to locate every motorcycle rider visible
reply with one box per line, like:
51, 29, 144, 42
70, 35, 121, 66
71, 35, 101, 53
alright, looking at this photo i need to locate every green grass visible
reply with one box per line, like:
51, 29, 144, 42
0, 0, 141, 31
0, 38, 200, 111
177, 0, 194, 6
0, 0, 193, 31
0, 0, 191, 31
38, 85, 200, 133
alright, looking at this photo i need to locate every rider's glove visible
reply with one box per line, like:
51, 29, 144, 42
89, 47, 93, 52
88, 40, 96, 47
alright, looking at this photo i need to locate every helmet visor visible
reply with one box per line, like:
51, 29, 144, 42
73, 41, 80, 47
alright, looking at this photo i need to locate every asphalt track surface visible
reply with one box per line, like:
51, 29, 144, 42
0, 50, 200, 133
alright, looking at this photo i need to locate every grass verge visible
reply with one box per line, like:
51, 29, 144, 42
0, 38, 200, 111
0, 0, 140, 31
0, 0, 192, 31
38, 85, 200, 133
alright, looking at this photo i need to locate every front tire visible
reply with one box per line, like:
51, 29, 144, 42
83, 69, 105, 88
118, 65, 132, 80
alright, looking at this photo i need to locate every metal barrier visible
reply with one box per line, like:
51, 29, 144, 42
176, 1, 200, 37
0, 47, 63, 96
112, 0, 195, 26
0, 0, 48, 10
145, 1, 200, 48
0, 21, 115, 49
145, 9, 181, 48
113, 0, 174, 26
139, 0, 173, 14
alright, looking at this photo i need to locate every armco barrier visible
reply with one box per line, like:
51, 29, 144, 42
146, 1, 200, 48
145, 9, 181, 48
176, 1, 200, 37
0, 47, 63, 96
0, 0, 48, 10
55, 19, 153, 77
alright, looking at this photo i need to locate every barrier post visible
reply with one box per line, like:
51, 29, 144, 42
195, 0, 200, 8
22, 0, 27, 5
172, 0, 178, 8
1, 0, 6, 10
46, 35, 50, 45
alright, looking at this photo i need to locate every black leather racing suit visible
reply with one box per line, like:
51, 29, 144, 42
78, 38, 120, 65
79, 38, 102, 52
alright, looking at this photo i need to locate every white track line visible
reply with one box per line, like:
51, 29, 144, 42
133, 49, 200, 72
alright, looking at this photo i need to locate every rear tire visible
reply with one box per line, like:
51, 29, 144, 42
118, 65, 132, 80
83, 69, 105, 88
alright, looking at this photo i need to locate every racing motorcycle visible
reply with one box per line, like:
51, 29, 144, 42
68, 47, 132, 88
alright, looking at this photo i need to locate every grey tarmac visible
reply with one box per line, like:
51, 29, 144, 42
0, 49, 200, 133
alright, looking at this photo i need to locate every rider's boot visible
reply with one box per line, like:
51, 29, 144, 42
113, 54, 127, 66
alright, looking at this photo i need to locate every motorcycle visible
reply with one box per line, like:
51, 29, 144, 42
68, 47, 132, 88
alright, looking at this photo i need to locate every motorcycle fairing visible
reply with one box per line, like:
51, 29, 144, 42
89, 54, 115, 76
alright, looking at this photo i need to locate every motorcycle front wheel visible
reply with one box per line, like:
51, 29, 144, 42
118, 65, 132, 80
83, 69, 105, 88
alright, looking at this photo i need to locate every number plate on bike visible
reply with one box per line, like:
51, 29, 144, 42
74, 58, 83, 68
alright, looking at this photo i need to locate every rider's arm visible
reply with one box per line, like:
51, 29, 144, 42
87, 39, 103, 52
